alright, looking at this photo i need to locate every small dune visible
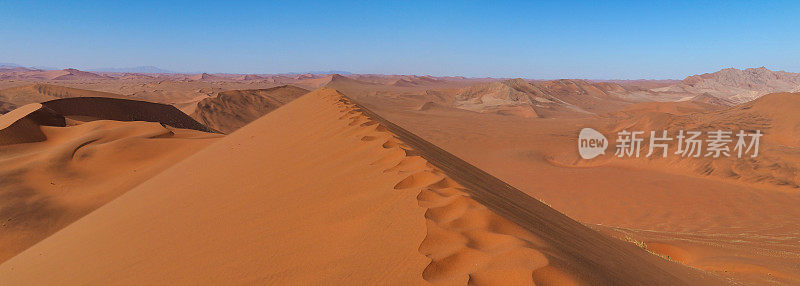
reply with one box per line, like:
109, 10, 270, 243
0, 103, 65, 145
416, 101, 443, 111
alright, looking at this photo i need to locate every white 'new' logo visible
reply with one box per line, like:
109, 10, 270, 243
578, 128, 607, 159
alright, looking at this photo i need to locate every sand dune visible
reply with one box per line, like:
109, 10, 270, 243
187, 73, 223, 81
50, 68, 109, 81
592, 92, 800, 189
119, 73, 156, 80
42, 97, 216, 133
0, 83, 125, 107
191, 85, 308, 133
605, 98, 728, 127
687, 93, 736, 107
391, 75, 443, 87
0, 68, 102, 81
0, 105, 221, 262
454, 79, 547, 114
235, 74, 264, 81
0, 103, 65, 145
294, 74, 376, 89
416, 101, 445, 111
0, 88, 721, 285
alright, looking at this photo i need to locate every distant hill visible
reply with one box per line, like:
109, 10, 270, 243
291, 73, 375, 90
390, 75, 442, 87
0, 83, 124, 106
285, 70, 351, 75
454, 78, 634, 117
88, 66, 174, 74
0, 63, 23, 69
50, 68, 108, 80
187, 73, 225, 81
655, 67, 800, 103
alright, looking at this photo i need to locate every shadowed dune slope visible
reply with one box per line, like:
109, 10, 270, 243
191, 85, 308, 133
0, 88, 722, 285
0, 103, 65, 145
0, 100, 15, 114
42, 97, 216, 133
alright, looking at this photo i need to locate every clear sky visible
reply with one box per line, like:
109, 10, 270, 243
1, 0, 798, 79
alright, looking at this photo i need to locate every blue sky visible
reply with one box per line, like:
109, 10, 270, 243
1, 1, 798, 79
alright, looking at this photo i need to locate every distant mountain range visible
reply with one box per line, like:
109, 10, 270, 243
0, 63, 23, 69
3, 63, 800, 104
87, 66, 175, 74
0, 63, 175, 74
284, 70, 352, 75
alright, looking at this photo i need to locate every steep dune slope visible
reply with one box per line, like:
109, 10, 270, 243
0, 88, 721, 285
191, 85, 308, 133
42, 97, 216, 133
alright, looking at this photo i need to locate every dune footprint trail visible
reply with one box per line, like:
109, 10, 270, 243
330, 95, 574, 285
0, 88, 722, 285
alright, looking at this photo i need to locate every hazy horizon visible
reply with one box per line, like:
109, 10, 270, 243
2, 1, 799, 79
2, 63, 794, 81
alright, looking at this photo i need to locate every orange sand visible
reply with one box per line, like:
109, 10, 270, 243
0, 88, 721, 285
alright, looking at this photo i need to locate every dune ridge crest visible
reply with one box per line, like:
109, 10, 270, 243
333, 94, 579, 284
